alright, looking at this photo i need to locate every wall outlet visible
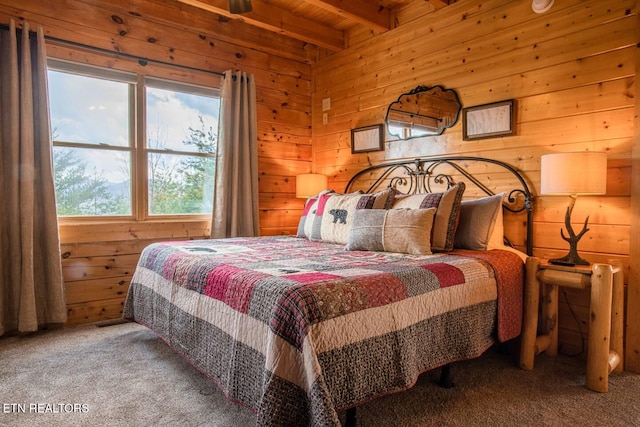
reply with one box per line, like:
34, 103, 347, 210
322, 112, 328, 124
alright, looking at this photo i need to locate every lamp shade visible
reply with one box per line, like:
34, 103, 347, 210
540, 152, 607, 195
296, 174, 328, 198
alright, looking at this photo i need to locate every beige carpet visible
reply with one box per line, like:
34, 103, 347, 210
1, 321, 639, 427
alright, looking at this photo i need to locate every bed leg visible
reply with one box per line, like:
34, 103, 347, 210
345, 407, 357, 427
438, 364, 455, 388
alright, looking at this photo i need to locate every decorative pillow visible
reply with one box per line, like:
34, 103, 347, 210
391, 182, 465, 252
309, 188, 395, 244
454, 193, 505, 251
296, 190, 334, 239
346, 208, 437, 255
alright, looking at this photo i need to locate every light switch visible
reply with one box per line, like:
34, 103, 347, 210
322, 98, 331, 111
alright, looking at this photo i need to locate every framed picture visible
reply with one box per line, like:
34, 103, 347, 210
462, 100, 515, 140
351, 124, 384, 154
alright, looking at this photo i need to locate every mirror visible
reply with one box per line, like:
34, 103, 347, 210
385, 85, 461, 140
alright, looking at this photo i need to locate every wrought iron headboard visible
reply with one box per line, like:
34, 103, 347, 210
345, 156, 534, 255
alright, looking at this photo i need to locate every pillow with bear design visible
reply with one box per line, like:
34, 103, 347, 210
309, 188, 395, 245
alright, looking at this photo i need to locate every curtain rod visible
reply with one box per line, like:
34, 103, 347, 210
1, 22, 225, 78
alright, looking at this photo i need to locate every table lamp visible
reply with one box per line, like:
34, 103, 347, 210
540, 152, 607, 266
296, 173, 328, 199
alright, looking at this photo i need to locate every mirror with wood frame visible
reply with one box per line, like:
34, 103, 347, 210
385, 85, 461, 140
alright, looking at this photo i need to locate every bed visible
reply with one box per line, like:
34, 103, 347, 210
123, 156, 534, 426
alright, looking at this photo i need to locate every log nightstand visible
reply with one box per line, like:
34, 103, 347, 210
520, 257, 624, 392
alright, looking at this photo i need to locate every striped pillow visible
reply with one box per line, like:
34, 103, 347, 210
309, 188, 395, 244
391, 182, 465, 252
296, 190, 334, 239
346, 208, 437, 255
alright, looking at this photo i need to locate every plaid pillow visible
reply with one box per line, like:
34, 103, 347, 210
309, 188, 395, 245
391, 182, 465, 252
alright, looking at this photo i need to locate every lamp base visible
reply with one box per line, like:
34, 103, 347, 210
550, 195, 592, 266
548, 253, 590, 267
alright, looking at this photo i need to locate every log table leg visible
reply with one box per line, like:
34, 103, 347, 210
544, 281, 559, 356
519, 258, 624, 392
609, 259, 625, 374
586, 264, 613, 392
520, 257, 541, 370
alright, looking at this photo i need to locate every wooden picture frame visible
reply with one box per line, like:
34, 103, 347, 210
462, 100, 515, 140
351, 124, 384, 154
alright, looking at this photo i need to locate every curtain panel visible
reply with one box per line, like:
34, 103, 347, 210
0, 20, 66, 335
211, 70, 259, 238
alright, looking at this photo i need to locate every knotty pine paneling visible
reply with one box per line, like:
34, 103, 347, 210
312, 0, 636, 360
59, 220, 211, 324
66, 299, 128, 326
1, 0, 313, 325
59, 221, 212, 244
65, 277, 130, 305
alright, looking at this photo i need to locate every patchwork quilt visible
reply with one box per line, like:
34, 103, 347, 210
123, 236, 523, 426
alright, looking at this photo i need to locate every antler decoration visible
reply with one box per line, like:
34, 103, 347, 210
550, 195, 590, 265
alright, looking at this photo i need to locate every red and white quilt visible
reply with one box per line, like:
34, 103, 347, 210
124, 235, 523, 426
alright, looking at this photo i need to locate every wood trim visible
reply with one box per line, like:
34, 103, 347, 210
135, 74, 147, 220
303, 0, 390, 32
626, 3, 640, 373
177, 0, 344, 51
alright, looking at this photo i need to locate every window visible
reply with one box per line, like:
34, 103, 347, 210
47, 60, 220, 219
48, 66, 133, 216
145, 80, 218, 215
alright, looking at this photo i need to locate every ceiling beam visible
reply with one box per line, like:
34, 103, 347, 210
429, 0, 453, 9
176, 0, 344, 51
301, 0, 391, 33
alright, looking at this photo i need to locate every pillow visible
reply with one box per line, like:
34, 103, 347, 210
391, 182, 465, 252
296, 190, 334, 239
346, 208, 437, 255
309, 188, 395, 244
486, 196, 505, 250
454, 193, 505, 251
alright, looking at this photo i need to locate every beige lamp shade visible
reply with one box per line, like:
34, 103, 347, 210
296, 174, 328, 198
540, 152, 607, 195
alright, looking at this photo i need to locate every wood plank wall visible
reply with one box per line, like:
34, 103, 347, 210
312, 0, 636, 361
0, 0, 313, 324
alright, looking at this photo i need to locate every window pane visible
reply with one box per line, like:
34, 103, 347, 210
53, 147, 131, 216
148, 153, 215, 215
146, 87, 219, 153
48, 70, 130, 147
146, 84, 219, 216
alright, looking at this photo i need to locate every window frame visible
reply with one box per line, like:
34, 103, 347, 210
48, 59, 221, 223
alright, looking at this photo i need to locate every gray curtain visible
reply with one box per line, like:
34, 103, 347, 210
211, 70, 259, 238
0, 20, 66, 335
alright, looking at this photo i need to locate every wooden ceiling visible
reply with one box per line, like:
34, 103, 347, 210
176, 0, 454, 53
